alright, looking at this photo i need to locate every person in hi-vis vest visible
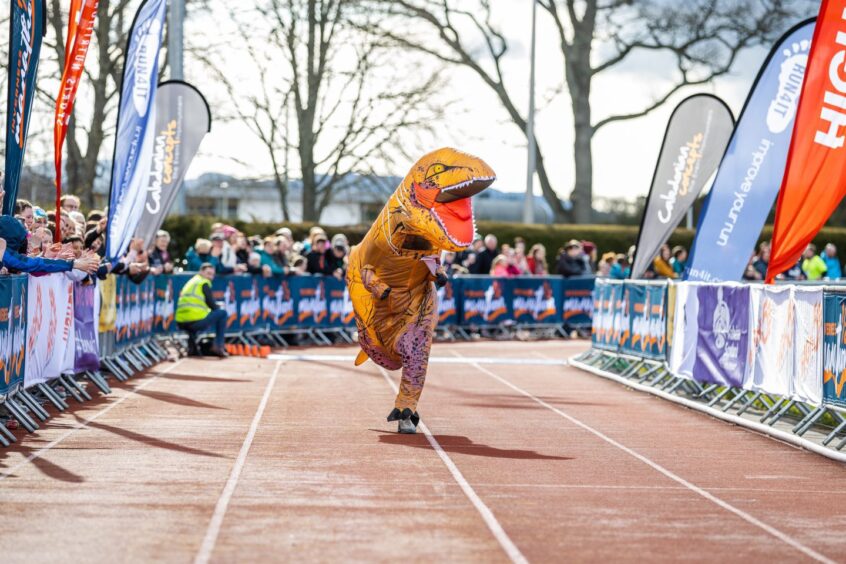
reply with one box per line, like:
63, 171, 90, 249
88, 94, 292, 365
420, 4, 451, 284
175, 263, 228, 357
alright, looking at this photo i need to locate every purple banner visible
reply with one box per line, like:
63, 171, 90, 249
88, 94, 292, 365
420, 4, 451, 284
74, 282, 99, 372
692, 285, 750, 386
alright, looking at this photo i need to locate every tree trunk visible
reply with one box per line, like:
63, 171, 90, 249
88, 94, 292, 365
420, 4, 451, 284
300, 142, 318, 222
566, 40, 594, 224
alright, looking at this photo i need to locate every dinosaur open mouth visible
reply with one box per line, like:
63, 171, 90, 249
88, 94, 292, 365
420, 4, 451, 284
432, 177, 495, 247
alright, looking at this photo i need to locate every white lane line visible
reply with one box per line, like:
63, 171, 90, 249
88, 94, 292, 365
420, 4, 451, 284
468, 361, 836, 564
269, 353, 566, 366
377, 367, 527, 564
194, 361, 283, 564
0, 359, 186, 482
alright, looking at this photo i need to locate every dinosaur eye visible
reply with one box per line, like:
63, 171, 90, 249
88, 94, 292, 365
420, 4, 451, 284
426, 164, 448, 178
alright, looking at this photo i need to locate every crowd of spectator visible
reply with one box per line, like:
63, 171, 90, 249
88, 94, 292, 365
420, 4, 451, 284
183, 224, 349, 280
742, 241, 845, 282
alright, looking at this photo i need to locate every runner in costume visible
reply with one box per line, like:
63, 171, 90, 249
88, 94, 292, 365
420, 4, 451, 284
347, 148, 495, 433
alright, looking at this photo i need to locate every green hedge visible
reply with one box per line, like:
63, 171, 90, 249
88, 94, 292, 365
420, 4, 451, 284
160, 215, 846, 262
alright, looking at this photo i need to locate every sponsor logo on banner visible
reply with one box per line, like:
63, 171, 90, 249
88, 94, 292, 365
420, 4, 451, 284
155, 278, 175, 331
214, 282, 238, 328
146, 119, 177, 214
0, 279, 27, 392
563, 286, 592, 322
616, 288, 632, 349
262, 279, 293, 325
437, 281, 457, 323
239, 280, 261, 327
298, 281, 327, 324
11, 0, 37, 147
767, 42, 809, 133
329, 285, 354, 325
631, 288, 666, 355
463, 280, 507, 323
513, 282, 556, 321
132, 18, 160, 113
658, 133, 704, 224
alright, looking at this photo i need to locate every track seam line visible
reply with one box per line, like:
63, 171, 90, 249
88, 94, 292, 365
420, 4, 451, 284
468, 361, 835, 564
0, 359, 186, 482
377, 367, 527, 564
194, 360, 283, 564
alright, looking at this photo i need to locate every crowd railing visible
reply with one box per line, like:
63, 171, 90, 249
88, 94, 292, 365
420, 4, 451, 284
0, 271, 595, 445
572, 278, 846, 460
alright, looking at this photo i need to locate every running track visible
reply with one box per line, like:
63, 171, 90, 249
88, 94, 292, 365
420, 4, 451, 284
1, 340, 845, 563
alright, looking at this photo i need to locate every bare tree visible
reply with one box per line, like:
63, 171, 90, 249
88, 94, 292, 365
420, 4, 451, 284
366, 0, 813, 223
226, 0, 444, 222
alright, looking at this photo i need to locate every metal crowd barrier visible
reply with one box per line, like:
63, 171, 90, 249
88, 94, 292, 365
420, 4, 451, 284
0, 272, 595, 445
571, 278, 846, 462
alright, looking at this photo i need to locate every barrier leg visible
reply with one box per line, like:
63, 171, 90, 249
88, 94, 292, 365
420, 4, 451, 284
823, 418, 846, 446
793, 406, 825, 436
130, 347, 153, 369
62, 374, 92, 402
38, 383, 68, 411
736, 391, 762, 415
694, 383, 719, 400
85, 371, 111, 395
5, 397, 38, 433
120, 352, 144, 374
0, 420, 14, 444
758, 396, 785, 422
56, 375, 85, 404
102, 358, 128, 382
619, 360, 644, 379
0, 427, 10, 447
707, 387, 733, 407
663, 377, 686, 394
766, 399, 797, 425
16, 390, 49, 421
721, 389, 750, 412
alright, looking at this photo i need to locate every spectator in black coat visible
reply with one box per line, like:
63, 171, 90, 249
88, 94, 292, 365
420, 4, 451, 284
306, 235, 330, 275
556, 240, 589, 278
469, 234, 497, 274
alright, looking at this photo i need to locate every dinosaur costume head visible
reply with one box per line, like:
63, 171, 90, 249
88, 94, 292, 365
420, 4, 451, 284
393, 147, 496, 252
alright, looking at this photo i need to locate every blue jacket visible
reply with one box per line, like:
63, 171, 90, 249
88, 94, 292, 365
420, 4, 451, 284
821, 252, 842, 280
185, 248, 231, 274
0, 216, 73, 274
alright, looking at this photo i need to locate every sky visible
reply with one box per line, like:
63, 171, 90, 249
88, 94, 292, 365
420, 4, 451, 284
1, 0, 800, 213
178, 0, 772, 210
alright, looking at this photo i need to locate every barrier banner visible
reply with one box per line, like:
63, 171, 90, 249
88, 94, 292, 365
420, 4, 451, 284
106, 0, 167, 261
510, 277, 561, 325
692, 285, 750, 386
748, 286, 793, 396
116, 276, 155, 345
823, 292, 846, 408
794, 288, 823, 405
73, 282, 100, 372
437, 278, 459, 326
669, 282, 700, 379
261, 276, 295, 329
24, 274, 74, 387
4, 0, 46, 214
135, 81, 212, 248
616, 284, 634, 352
99, 274, 117, 333
609, 282, 627, 350
325, 277, 355, 328
212, 275, 261, 333
768, 5, 846, 281
686, 19, 816, 283
619, 283, 666, 360
593, 281, 620, 351
153, 274, 189, 333
562, 276, 594, 328
459, 276, 511, 326
290, 276, 327, 328
0, 276, 27, 398
631, 94, 734, 278
590, 279, 606, 346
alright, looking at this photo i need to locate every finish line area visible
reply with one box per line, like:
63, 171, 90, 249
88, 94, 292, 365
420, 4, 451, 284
1, 340, 844, 563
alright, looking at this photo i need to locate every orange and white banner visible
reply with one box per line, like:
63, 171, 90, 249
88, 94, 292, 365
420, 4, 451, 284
768, 1, 846, 281
53, 0, 99, 240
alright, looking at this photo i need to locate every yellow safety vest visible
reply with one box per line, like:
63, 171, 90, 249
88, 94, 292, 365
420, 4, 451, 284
175, 275, 212, 323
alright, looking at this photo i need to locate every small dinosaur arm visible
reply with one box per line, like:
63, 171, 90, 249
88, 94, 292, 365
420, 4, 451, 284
346, 148, 495, 421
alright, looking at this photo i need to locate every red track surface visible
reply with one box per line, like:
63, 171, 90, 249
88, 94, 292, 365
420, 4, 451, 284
1, 340, 845, 563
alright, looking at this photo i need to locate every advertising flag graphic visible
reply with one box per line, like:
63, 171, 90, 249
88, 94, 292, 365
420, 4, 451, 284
630, 94, 734, 279
106, 0, 167, 261
686, 19, 816, 282
768, 2, 846, 282
134, 81, 212, 248
54, 0, 99, 242
4, 0, 47, 215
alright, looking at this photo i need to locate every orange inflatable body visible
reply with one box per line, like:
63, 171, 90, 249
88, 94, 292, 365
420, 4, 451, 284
347, 148, 495, 430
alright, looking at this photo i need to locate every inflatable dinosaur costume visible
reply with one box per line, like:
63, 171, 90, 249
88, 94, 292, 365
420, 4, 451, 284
347, 148, 495, 434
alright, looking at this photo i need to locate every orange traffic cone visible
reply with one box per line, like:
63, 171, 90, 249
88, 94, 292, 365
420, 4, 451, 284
251, 345, 260, 357
235, 344, 244, 356
260, 345, 271, 358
